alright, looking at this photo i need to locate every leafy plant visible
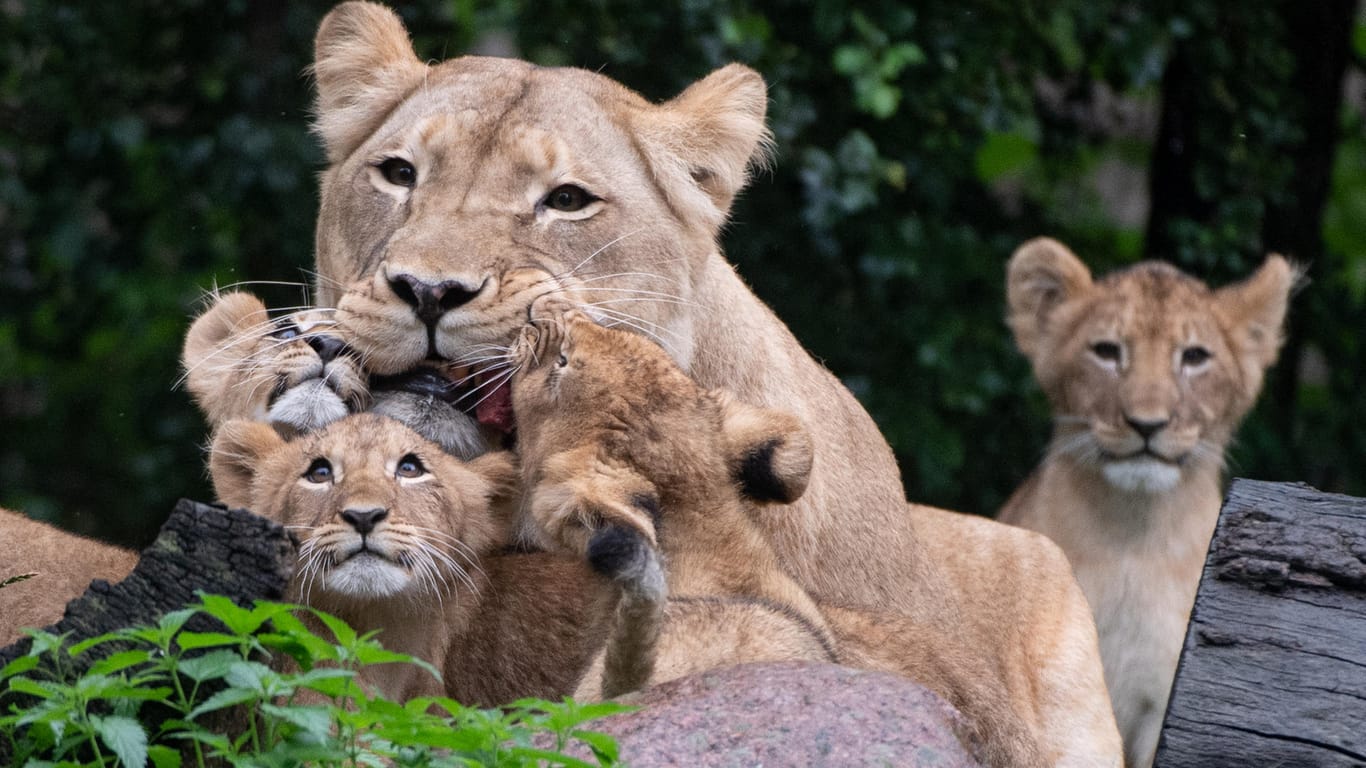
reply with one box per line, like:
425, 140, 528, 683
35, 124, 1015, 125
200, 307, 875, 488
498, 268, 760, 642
0, 595, 628, 768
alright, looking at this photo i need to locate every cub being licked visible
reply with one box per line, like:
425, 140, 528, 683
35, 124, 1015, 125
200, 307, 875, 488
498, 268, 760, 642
209, 413, 614, 705
510, 310, 1119, 768
999, 237, 1296, 768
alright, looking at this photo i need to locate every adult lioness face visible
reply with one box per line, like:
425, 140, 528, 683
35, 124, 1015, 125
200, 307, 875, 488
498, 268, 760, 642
312, 2, 768, 430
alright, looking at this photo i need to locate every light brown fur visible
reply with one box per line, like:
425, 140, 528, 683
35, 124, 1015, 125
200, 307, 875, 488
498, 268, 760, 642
510, 311, 1110, 768
999, 237, 1296, 768
186, 6, 1122, 760
210, 413, 614, 705
0, 509, 139, 645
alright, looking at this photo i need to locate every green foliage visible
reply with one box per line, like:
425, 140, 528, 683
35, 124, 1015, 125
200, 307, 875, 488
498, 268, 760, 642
0, 595, 627, 767
0, 0, 1360, 538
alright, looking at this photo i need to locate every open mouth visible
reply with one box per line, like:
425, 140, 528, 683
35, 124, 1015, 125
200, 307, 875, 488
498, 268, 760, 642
370, 363, 516, 434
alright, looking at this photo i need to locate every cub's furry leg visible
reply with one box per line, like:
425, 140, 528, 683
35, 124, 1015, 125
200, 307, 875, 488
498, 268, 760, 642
587, 525, 666, 699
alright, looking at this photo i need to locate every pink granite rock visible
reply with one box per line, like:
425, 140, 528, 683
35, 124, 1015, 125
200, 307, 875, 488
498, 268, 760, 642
579, 661, 984, 767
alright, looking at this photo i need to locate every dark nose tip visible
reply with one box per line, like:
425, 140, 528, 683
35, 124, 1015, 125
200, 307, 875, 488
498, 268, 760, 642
306, 333, 348, 363
1125, 417, 1169, 440
340, 507, 389, 534
387, 273, 481, 326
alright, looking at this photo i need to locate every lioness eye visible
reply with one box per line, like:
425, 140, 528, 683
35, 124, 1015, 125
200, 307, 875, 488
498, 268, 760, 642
544, 184, 595, 212
1091, 341, 1122, 363
304, 458, 333, 484
1182, 346, 1212, 367
377, 158, 417, 188
396, 454, 426, 479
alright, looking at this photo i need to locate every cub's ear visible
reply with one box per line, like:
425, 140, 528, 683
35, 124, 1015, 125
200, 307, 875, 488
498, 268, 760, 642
635, 64, 772, 231
209, 420, 287, 511
1215, 253, 1299, 378
312, 1, 426, 162
1006, 237, 1094, 363
466, 450, 520, 507
182, 292, 270, 401
716, 392, 813, 505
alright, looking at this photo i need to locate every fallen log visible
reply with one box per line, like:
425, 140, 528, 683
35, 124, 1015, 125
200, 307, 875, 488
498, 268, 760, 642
1156, 479, 1366, 767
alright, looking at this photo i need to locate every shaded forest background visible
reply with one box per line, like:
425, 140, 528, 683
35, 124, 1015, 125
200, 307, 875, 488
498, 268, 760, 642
1, 0, 1363, 547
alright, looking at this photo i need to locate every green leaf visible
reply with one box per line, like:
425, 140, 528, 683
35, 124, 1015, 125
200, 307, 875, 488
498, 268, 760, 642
974, 131, 1039, 182
68, 632, 124, 658
147, 744, 183, 768
88, 650, 153, 677
0, 653, 40, 679
8, 676, 59, 699
195, 594, 265, 636
187, 686, 258, 720
175, 649, 241, 683
93, 714, 148, 768
175, 632, 242, 651
259, 703, 334, 738
572, 729, 620, 763
311, 609, 357, 647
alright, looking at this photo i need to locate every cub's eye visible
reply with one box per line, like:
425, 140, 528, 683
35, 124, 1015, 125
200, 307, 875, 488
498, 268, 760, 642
396, 453, 426, 479
1090, 341, 1122, 363
1181, 346, 1212, 367
556, 352, 569, 368
544, 184, 596, 212
377, 157, 417, 188
271, 323, 301, 341
304, 458, 333, 484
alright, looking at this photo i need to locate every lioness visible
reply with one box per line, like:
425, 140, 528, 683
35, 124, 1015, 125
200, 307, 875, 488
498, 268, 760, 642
511, 310, 1120, 768
998, 237, 1296, 768
0, 509, 139, 645
185, 5, 1118, 756
210, 413, 614, 705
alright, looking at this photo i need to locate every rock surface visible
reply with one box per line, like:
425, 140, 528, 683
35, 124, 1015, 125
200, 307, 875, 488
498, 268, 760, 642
583, 661, 983, 767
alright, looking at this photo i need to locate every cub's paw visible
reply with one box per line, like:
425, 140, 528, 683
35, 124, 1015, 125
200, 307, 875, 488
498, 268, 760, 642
182, 291, 368, 432
527, 447, 659, 558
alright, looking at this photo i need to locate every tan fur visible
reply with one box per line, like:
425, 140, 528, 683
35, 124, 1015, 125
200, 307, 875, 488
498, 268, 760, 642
187, 6, 1121, 760
209, 413, 613, 704
510, 312, 1116, 768
183, 291, 367, 432
0, 509, 139, 645
999, 237, 1296, 768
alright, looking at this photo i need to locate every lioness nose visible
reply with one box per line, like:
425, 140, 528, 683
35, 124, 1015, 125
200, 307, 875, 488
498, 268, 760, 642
1125, 416, 1169, 440
306, 334, 348, 363
340, 506, 389, 534
387, 273, 481, 326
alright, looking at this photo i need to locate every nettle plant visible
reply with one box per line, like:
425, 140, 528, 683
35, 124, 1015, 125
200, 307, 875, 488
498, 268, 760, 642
0, 595, 626, 768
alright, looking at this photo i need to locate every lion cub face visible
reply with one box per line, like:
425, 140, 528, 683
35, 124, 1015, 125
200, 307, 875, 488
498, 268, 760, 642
210, 413, 516, 604
1007, 238, 1295, 493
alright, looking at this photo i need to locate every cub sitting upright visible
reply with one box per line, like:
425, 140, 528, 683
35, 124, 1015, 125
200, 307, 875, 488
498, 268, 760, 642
510, 310, 1123, 768
210, 412, 614, 705
998, 237, 1296, 768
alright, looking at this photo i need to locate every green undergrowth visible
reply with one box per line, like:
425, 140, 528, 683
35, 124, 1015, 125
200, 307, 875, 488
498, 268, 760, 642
0, 595, 627, 768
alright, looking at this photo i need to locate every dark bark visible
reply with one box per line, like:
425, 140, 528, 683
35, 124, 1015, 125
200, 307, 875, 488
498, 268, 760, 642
1156, 479, 1366, 767
0, 499, 296, 710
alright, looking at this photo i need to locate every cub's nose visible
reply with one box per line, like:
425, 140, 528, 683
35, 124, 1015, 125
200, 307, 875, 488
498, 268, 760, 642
387, 273, 481, 326
1125, 416, 1169, 441
340, 506, 389, 534
306, 333, 348, 363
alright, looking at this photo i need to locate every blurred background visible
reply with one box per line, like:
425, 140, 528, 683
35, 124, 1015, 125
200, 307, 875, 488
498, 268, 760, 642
1, 0, 1362, 547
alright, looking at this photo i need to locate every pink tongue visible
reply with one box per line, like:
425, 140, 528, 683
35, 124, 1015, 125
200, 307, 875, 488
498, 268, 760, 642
476, 380, 515, 433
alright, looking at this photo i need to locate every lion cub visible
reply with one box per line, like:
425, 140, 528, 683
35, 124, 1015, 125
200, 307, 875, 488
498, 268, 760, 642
999, 237, 1296, 768
508, 311, 1107, 768
210, 412, 613, 705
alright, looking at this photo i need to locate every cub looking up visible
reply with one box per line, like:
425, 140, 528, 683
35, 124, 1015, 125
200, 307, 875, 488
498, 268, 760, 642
210, 413, 614, 705
509, 310, 1122, 768
998, 237, 1296, 768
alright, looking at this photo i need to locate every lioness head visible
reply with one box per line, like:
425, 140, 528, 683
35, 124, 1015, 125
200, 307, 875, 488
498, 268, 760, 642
508, 310, 811, 555
1006, 237, 1295, 493
310, 1, 769, 433
210, 412, 516, 603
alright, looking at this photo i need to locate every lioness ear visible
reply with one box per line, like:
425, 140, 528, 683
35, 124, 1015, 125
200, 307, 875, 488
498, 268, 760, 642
1006, 237, 1094, 363
1215, 254, 1298, 377
716, 392, 813, 505
312, 1, 426, 162
209, 420, 286, 511
636, 64, 772, 231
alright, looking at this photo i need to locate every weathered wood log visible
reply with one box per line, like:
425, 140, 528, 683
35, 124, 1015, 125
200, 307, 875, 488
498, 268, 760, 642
1156, 479, 1366, 767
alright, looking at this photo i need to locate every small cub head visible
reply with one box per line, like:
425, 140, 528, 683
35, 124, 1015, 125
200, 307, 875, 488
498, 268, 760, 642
1006, 237, 1295, 493
509, 311, 811, 554
210, 412, 516, 603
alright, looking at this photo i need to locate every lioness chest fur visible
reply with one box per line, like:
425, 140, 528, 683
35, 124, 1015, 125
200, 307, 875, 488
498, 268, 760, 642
210, 413, 615, 705
999, 237, 1296, 768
